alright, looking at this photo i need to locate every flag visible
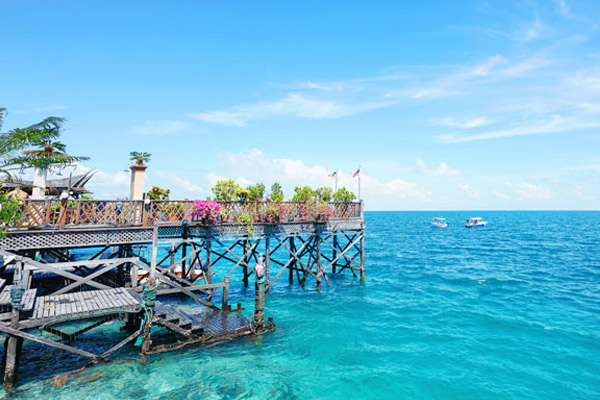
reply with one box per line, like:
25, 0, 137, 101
352, 168, 360, 178
328, 170, 337, 178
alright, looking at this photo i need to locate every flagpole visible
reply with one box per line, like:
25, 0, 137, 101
335, 169, 338, 192
358, 165, 361, 200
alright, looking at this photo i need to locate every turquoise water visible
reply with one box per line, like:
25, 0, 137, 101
5, 211, 600, 399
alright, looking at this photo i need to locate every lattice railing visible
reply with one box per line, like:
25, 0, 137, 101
10, 199, 362, 229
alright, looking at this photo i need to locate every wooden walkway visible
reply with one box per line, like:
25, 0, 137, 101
19, 288, 141, 328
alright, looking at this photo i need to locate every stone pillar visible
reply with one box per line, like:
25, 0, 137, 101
31, 168, 47, 200
129, 165, 147, 201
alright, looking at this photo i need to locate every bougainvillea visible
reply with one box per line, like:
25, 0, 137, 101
191, 200, 223, 223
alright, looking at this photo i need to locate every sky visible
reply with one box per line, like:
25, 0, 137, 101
1, 0, 599, 210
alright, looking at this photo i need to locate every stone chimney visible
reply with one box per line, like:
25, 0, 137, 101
129, 164, 147, 201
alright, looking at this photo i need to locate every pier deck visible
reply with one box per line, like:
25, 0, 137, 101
0, 199, 364, 389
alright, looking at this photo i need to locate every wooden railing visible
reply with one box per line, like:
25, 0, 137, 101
11, 200, 363, 229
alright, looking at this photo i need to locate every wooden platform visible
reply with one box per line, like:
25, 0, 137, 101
19, 288, 141, 328
0, 286, 37, 314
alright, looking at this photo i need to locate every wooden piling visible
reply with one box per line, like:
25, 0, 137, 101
205, 239, 212, 284
316, 234, 322, 291
242, 238, 249, 287
289, 237, 295, 284
265, 236, 270, 287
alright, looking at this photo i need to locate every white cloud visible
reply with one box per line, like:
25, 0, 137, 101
154, 171, 204, 195
416, 158, 461, 176
505, 182, 552, 200
190, 93, 392, 126
433, 117, 488, 129
50, 163, 130, 199
216, 148, 430, 203
457, 183, 482, 199
133, 119, 191, 135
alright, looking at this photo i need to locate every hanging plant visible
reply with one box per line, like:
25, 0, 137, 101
236, 211, 254, 236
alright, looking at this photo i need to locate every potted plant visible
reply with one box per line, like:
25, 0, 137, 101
192, 200, 223, 225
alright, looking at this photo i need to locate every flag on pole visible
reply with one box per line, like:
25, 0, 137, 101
328, 170, 337, 178
352, 168, 360, 178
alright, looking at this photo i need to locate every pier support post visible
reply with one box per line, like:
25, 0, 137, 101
205, 239, 212, 284
139, 279, 157, 360
289, 236, 295, 284
332, 235, 338, 274
316, 234, 322, 291
3, 261, 24, 391
360, 232, 365, 281
253, 257, 266, 331
242, 238, 249, 287
265, 236, 270, 292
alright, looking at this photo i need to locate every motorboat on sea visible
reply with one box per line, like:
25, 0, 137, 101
465, 217, 487, 228
431, 217, 448, 228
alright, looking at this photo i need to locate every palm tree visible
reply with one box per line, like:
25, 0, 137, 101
2, 116, 89, 199
130, 151, 151, 166
0, 115, 74, 176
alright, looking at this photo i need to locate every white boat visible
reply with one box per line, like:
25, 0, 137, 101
465, 217, 487, 228
431, 217, 448, 228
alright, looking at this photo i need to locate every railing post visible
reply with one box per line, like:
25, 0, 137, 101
74, 201, 81, 225
58, 198, 68, 229
44, 200, 51, 226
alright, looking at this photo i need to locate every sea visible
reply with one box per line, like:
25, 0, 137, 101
4, 211, 600, 399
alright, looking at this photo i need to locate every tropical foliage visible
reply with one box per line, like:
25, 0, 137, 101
130, 151, 151, 166
0, 113, 86, 176
212, 180, 242, 202
147, 185, 170, 200
0, 194, 24, 239
315, 187, 332, 202
269, 182, 284, 201
291, 186, 315, 202
247, 183, 265, 200
333, 187, 357, 202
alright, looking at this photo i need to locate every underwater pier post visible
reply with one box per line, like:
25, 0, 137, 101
359, 200, 365, 281
316, 233, 322, 290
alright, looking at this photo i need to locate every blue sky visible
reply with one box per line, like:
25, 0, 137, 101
1, 0, 599, 210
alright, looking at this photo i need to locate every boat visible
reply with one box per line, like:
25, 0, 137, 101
465, 217, 487, 228
431, 217, 448, 228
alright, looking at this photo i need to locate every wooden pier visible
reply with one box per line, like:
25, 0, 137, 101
0, 199, 365, 389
